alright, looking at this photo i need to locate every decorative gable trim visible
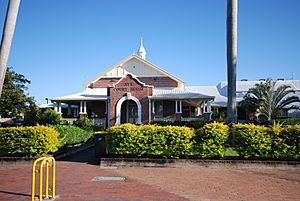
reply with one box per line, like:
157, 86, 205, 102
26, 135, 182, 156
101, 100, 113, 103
83, 55, 185, 88
113, 73, 153, 88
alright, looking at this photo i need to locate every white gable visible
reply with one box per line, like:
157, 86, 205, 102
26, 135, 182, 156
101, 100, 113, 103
84, 55, 185, 88
105, 57, 165, 77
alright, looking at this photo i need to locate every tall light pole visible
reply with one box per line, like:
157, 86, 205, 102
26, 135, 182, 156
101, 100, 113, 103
0, 0, 21, 98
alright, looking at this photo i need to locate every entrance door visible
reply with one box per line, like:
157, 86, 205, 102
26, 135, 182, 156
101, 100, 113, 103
120, 100, 138, 124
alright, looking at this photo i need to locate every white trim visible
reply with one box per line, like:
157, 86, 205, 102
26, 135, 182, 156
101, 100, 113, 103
84, 55, 185, 88
115, 95, 142, 125
175, 100, 182, 114
113, 73, 152, 88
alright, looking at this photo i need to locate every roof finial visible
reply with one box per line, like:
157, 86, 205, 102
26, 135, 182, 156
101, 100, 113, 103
137, 35, 146, 60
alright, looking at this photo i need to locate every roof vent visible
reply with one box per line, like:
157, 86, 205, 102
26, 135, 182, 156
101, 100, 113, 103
259, 79, 266, 81
277, 78, 284, 81
241, 79, 248, 81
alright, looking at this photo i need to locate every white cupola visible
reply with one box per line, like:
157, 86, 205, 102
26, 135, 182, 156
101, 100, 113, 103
137, 37, 146, 60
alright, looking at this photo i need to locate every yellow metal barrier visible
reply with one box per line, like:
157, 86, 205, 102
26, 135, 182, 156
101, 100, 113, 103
32, 157, 56, 201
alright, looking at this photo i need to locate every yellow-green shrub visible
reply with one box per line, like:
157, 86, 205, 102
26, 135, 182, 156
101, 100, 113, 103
194, 122, 229, 158
282, 125, 300, 159
233, 124, 271, 158
0, 126, 59, 157
106, 124, 194, 158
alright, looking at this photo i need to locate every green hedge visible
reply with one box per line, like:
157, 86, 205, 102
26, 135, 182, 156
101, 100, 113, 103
52, 125, 94, 148
194, 122, 229, 158
106, 124, 194, 158
0, 125, 59, 157
233, 124, 271, 158
233, 123, 300, 159
282, 125, 300, 159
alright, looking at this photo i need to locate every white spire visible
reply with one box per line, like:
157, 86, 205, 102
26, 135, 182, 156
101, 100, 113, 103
137, 37, 146, 60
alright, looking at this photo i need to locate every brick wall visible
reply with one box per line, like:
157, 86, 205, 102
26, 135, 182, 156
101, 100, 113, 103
109, 74, 152, 126
91, 77, 121, 88
138, 76, 178, 87
91, 76, 178, 88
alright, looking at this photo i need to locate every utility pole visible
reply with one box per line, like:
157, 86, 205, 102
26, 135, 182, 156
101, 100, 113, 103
0, 0, 21, 97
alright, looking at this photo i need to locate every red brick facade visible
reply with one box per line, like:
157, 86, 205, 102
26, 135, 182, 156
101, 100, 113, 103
138, 77, 178, 87
108, 74, 153, 126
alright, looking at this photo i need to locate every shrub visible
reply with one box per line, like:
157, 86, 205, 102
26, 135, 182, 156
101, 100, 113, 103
280, 118, 300, 126
282, 125, 300, 159
73, 114, 93, 130
268, 122, 290, 159
233, 124, 271, 158
193, 122, 229, 158
52, 125, 94, 148
0, 125, 58, 157
106, 124, 194, 158
37, 109, 61, 125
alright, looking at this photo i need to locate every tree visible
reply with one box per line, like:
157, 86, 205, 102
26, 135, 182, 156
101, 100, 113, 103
37, 109, 61, 125
240, 79, 300, 121
226, 0, 238, 123
0, 0, 21, 97
0, 67, 37, 119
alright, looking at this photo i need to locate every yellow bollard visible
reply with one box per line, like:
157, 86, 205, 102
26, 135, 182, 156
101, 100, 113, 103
31, 157, 56, 201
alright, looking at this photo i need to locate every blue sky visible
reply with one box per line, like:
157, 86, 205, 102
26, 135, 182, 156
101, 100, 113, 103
1, 0, 300, 104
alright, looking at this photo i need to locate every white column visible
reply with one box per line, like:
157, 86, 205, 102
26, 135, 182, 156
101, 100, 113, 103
196, 106, 201, 116
79, 101, 83, 114
57, 102, 62, 114
148, 99, 152, 123
175, 100, 182, 113
207, 101, 212, 113
152, 100, 155, 113
83, 101, 87, 114
203, 101, 207, 113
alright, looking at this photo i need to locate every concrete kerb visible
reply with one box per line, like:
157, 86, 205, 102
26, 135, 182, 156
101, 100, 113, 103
100, 158, 300, 169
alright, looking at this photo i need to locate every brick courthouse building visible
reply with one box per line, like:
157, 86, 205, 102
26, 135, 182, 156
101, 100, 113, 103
50, 39, 217, 127
49, 39, 300, 127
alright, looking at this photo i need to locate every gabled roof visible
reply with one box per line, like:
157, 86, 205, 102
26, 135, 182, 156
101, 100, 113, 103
84, 54, 185, 88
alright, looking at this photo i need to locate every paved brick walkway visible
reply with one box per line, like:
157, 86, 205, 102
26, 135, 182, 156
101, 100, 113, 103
0, 148, 299, 201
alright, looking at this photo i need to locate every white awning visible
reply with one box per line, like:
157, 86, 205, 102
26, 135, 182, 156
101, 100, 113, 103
150, 88, 214, 100
51, 88, 108, 101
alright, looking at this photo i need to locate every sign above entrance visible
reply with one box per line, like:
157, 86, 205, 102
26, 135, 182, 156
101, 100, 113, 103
112, 82, 143, 92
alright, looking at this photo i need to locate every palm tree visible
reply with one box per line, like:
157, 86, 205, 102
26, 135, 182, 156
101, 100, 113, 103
0, 0, 21, 98
226, 0, 238, 123
240, 79, 300, 120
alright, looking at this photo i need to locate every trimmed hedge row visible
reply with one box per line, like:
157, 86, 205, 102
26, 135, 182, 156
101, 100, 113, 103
106, 124, 194, 158
194, 122, 229, 158
234, 124, 300, 159
52, 125, 94, 148
106, 122, 229, 159
0, 125, 59, 157
107, 123, 299, 159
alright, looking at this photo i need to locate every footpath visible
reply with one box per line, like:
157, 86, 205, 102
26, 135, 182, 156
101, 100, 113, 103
0, 147, 300, 201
